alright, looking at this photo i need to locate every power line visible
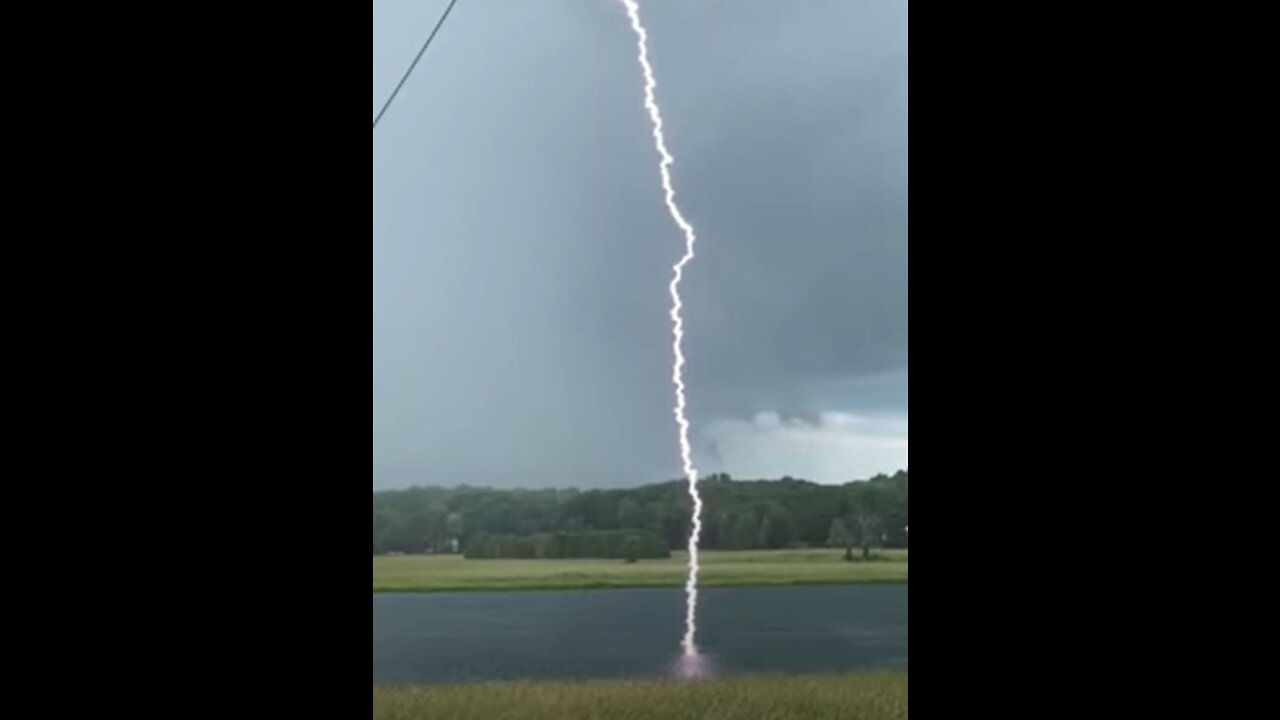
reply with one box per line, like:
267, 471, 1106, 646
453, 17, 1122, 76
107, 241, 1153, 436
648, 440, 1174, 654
373, 0, 461, 131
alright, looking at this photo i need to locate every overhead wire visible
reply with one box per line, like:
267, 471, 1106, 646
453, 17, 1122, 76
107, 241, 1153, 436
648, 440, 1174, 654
373, 0, 461, 131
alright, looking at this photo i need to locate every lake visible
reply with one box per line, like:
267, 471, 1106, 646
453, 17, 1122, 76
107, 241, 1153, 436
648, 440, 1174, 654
373, 584, 907, 683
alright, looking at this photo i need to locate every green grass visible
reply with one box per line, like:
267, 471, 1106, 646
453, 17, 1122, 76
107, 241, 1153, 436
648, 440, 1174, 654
373, 671, 907, 720
373, 548, 907, 593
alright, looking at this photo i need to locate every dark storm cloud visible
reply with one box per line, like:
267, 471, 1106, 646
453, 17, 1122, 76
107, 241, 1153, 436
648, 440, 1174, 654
373, 0, 906, 488
642, 0, 909, 425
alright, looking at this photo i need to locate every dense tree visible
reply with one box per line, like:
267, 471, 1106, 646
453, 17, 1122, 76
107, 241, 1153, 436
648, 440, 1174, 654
623, 535, 642, 563
617, 498, 645, 529
728, 512, 759, 550
373, 471, 908, 556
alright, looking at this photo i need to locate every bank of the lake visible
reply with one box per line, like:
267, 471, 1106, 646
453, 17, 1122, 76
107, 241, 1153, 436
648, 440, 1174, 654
373, 548, 908, 593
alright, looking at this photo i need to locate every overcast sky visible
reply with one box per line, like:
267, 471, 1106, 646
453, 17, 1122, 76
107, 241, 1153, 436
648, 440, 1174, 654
373, 0, 907, 489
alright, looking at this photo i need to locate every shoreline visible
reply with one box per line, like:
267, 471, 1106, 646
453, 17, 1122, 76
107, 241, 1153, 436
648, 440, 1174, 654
374, 549, 908, 594
374, 577, 908, 594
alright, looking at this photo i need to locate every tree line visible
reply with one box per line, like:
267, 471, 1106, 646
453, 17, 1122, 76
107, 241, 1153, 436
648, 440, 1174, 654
373, 470, 907, 559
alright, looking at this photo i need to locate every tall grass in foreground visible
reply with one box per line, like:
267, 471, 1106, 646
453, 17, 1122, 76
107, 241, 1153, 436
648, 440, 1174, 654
373, 671, 907, 720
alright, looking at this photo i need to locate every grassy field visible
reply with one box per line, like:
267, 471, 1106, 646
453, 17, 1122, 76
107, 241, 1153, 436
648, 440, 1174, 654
373, 548, 907, 592
373, 671, 906, 720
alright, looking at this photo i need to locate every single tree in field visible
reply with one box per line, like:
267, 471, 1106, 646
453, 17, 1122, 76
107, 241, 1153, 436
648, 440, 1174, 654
828, 517, 855, 561
845, 482, 890, 560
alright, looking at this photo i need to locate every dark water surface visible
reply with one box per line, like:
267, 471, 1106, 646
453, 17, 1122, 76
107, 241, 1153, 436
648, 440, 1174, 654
373, 584, 907, 683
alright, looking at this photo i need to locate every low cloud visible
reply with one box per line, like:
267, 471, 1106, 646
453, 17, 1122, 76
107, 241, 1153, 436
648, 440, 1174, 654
701, 411, 907, 484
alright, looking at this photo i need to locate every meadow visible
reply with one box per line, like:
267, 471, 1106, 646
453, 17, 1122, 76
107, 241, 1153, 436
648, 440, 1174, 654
373, 548, 908, 592
373, 671, 906, 720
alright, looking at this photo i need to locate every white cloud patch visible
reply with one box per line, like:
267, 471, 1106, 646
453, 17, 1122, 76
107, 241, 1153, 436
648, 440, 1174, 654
701, 411, 907, 484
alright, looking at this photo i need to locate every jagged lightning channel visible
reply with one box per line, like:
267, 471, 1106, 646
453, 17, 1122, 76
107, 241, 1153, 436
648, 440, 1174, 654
618, 0, 704, 658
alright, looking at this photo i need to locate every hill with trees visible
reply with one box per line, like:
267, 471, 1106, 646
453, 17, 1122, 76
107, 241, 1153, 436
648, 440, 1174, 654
373, 471, 907, 558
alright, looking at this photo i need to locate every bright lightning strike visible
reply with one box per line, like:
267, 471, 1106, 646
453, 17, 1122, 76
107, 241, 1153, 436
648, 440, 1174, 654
617, 0, 704, 659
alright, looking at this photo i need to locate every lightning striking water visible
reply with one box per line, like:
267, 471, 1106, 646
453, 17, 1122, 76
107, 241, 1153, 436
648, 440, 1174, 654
617, 0, 704, 658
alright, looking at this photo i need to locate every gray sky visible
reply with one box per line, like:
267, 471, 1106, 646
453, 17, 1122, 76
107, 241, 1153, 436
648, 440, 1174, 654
373, 0, 907, 489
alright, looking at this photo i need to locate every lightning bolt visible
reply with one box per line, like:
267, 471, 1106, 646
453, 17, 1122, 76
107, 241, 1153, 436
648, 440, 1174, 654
618, 0, 704, 658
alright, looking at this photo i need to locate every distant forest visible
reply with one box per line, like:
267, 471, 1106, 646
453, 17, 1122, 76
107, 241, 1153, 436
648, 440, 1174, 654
373, 471, 908, 557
